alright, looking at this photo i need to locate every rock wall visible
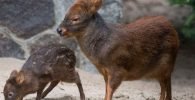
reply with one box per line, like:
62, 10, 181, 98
0, 27, 24, 59
0, 0, 55, 39
121, 0, 192, 28
0, 0, 192, 72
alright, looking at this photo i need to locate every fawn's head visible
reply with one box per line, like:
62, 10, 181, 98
57, 0, 102, 37
4, 70, 38, 100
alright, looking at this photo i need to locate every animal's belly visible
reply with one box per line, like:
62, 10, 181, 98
123, 66, 149, 80
123, 62, 169, 81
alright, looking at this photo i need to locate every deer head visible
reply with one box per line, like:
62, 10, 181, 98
57, 0, 102, 37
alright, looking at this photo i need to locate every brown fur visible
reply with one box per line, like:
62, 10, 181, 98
3, 45, 85, 100
57, 0, 179, 100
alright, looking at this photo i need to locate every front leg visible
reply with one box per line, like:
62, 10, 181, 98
41, 81, 59, 99
104, 71, 123, 100
36, 82, 48, 100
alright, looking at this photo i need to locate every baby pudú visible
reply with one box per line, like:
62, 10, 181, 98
3, 45, 85, 100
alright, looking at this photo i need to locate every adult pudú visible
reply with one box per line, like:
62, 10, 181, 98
57, 0, 179, 100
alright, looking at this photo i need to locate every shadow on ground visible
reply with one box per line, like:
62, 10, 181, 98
26, 95, 76, 100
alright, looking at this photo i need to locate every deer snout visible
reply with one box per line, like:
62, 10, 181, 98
57, 28, 68, 36
57, 28, 62, 35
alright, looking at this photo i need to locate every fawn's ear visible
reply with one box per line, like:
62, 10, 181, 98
9, 70, 18, 79
15, 72, 25, 85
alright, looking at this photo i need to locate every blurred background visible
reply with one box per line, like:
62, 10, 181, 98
0, 0, 194, 99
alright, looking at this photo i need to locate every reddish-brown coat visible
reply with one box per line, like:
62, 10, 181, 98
57, 0, 179, 100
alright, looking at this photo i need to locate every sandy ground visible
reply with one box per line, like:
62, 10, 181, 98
0, 50, 195, 100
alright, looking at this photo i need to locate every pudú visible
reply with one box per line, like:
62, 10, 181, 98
57, 0, 179, 100
4, 45, 85, 100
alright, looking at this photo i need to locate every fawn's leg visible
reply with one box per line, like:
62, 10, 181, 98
104, 73, 122, 100
75, 72, 85, 100
41, 81, 60, 98
36, 82, 48, 100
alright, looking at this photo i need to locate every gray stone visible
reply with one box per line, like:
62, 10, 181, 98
0, 27, 25, 59
0, 0, 55, 39
121, 0, 192, 28
53, 0, 74, 28
99, 0, 123, 23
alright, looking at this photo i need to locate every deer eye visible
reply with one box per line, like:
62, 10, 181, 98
72, 17, 79, 21
70, 16, 80, 24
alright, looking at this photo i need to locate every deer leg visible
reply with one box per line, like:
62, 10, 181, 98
41, 81, 59, 99
165, 77, 172, 100
104, 73, 122, 100
159, 76, 172, 100
104, 75, 108, 100
159, 79, 166, 100
76, 81, 85, 100
36, 82, 48, 100
75, 72, 85, 100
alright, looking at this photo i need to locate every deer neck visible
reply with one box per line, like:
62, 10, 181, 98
76, 13, 111, 60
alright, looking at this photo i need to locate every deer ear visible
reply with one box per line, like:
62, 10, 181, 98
88, 0, 102, 13
77, 0, 102, 14
15, 72, 25, 85
9, 70, 18, 79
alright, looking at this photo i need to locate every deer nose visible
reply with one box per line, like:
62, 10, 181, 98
57, 28, 62, 35
57, 28, 68, 36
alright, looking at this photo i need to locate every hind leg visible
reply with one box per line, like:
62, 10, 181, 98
41, 81, 60, 98
165, 77, 172, 100
158, 76, 172, 100
159, 79, 166, 100
157, 53, 176, 100
63, 71, 85, 100
75, 72, 85, 100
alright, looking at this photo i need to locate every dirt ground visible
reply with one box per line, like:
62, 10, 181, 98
0, 50, 194, 100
